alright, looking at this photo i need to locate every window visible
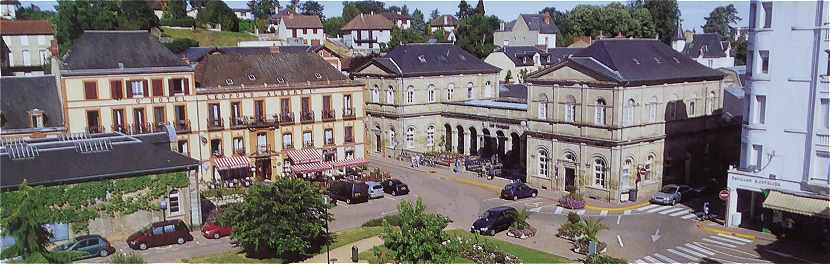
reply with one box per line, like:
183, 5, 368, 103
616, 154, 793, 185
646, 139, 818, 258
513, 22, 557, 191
86, 110, 100, 132
388, 130, 396, 148
210, 139, 222, 155
133, 108, 146, 130
689, 101, 696, 116
564, 96, 576, 122
21, 49, 30, 66
622, 159, 632, 188
624, 99, 635, 126
233, 137, 244, 154
484, 81, 492, 97
169, 78, 187, 95
324, 128, 334, 145
343, 94, 352, 111
371, 86, 379, 103
174, 105, 186, 123
537, 102, 547, 119
345, 126, 354, 143
821, 98, 829, 129
130, 80, 144, 98
466, 82, 474, 98
168, 190, 180, 213
303, 131, 313, 147
645, 154, 654, 181
762, 2, 772, 28
595, 99, 607, 126
256, 132, 267, 150
151, 79, 164, 97
29, 111, 43, 128
707, 92, 717, 114
152, 227, 163, 236
427, 85, 435, 102
760, 50, 770, 74
386, 86, 395, 104
405, 126, 415, 148
177, 140, 189, 155
112, 109, 125, 127
406, 86, 415, 103
538, 150, 548, 178
283, 133, 293, 149
426, 126, 435, 146
751, 144, 764, 169
110, 80, 124, 99
447, 83, 454, 100
753, 95, 766, 124
593, 158, 606, 188
39, 49, 48, 65
84, 81, 98, 100
648, 98, 658, 122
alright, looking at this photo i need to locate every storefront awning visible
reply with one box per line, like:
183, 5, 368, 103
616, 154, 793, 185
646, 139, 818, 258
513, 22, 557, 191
331, 158, 368, 169
763, 191, 830, 219
292, 162, 332, 174
214, 155, 251, 171
285, 148, 322, 164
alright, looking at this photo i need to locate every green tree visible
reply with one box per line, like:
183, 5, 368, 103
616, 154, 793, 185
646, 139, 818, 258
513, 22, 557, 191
578, 217, 607, 243
632, 0, 680, 44
163, 0, 187, 19
300, 1, 324, 20
341, 2, 361, 22
702, 4, 741, 40
53, 0, 123, 53
189, 0, 208, 9
473, 0, 485, 16
429, 8, 440, 22
197, 0, 240, 31
380, 199, 458, 263
732, 38, 747, 65
218, 179, 332, 261
455, 14, 500, 58
504, 69, 513, 83
432, 27, 447, 42
456, 0, 472, 19
324, 16, 346, 37
118, 0, 160, 30
410, 9, 426, 33
388, 27, 425, 50
15, 4, 55, 20
163, 38, 199, 53
247, 0, 279, 20
629, 7, 657, 38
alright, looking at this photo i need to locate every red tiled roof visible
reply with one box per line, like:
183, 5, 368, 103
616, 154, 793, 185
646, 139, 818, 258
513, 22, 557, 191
281, 13, 323, 29
0, 20, 54, 35
342, 14, 393, 30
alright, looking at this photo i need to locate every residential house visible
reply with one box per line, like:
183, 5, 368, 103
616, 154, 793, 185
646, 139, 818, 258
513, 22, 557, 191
678, 33, 735, 69
268, 11, 325, 45
233, 8, 255, 20
484, 46, 581, 83
429, 15, 457, 42
0, 20, 55, 76
495, 12, 558, 49
0, 0, 17, 20
381, 12, 411, 30
341, 13, 393, 53
0, 75, 65, 138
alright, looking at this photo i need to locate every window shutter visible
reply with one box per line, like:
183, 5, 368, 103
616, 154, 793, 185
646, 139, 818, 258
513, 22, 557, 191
110, 80, 122, 100
152, 79, 163, 97
168, 79, 175, 95
183, 79, 190, 95
126, 81, 133, 98
84, 81, 98, 100
142, 80, 149, 96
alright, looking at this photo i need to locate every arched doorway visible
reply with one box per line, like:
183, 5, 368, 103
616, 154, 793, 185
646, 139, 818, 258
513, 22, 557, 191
482, 128, 494, 159
496, 130, 506, 161
456, 125, 465, 154
444, 124, 452, 152
469, 127, 478, 155
374, 125, 382, 152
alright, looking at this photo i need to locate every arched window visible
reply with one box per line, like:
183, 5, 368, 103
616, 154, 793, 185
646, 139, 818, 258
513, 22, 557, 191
564, 152, 577, 163
388, 129, 396, 148
427, 84, 436, 102
648, 96, 658, 122
426, 126, 435, 146
593, 158, 606, 188
168, 190, 180, 213
405, 126, 415, 148
622, 158, 633, 189
624, 99, 635, 126
707, 91, 717, 113
386, 86, 395, 104
484, 81, 492, 97
466, 82, 474, 99
538, 149, 549, 178
689, 101, 696, 116
595, 99, 607, 126
538, 102, 547, 119
406, 85, 415, 104
564, 96, 576, 122
447, 83, 454, 101
371, 85, 379, 103
645, 154, 655, 181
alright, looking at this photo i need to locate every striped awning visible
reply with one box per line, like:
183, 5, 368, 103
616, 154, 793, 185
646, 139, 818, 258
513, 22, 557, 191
331, 158, 368, 169
285, 148, 322, 164
763, 190, 830, 219
292, 162, 332, 174
214, 155, 250, 170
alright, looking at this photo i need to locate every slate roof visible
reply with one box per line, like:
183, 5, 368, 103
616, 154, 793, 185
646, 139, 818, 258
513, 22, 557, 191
542, 48, 582, 65
498, 46, 582, 67
529, 39, 725, 86
62, 31, 190, 73
520, 14, 559, 34
355, 43, 500, 77
430, 15, 458, 27
0, 133, 199, 189
683, 33, 728, 58
0, 75, 63, 131
182, 46, 317, 64
280, 13, 324, 29
194, 52, 348, 88
342, 14, 393, 30
0, 20, 54, 35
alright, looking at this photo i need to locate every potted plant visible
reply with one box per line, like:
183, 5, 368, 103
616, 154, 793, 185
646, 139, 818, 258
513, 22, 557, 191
556, 212, 584, 241
558, 191, 586, 209
507, 209, 536, 239
572, 217, 608, 255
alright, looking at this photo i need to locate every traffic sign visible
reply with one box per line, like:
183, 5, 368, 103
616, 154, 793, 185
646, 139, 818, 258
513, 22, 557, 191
719, 190, 729, 201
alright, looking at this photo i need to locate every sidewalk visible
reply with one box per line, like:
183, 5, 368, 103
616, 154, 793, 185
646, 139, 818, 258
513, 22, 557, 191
301, 236, 383, 264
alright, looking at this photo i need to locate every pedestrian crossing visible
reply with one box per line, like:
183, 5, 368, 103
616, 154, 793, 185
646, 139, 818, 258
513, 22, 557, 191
635, 204, 698, 220
633, 234, 752, 263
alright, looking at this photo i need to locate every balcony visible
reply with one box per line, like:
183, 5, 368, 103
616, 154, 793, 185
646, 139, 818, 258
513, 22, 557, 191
207, 118, 224, 131
175, 120, 191, 134
279, 112, 295, 125
300, 111, 315, 124
250, 145, 276, 158
302, 140, 314, 148
324, 137, 335, 146
229, 116, 246, 129
112, 124, 127, 134
128, 123, 150, 135
244, 115, 277, 129
86, 126, 104, 134
321, 110, 336, 122
342, 108, 356, 120
818, 133, 829, 147
345, 135, 354, 144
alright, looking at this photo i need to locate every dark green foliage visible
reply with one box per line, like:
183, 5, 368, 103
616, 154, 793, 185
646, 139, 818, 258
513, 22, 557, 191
118, 0, 160, 30
702, 4, 741, 39
196, 0, 240, 32
300, 1, 324, 20
324, 16, 346, 37
111, 252, 146, 264
218, 178, 332, 261
632, 0, 680, 44
239, 19, 257, 33
387, 27, 426, 50
15, 4, 55, 21
584, 254, 627, 264
361, 214, 401, 227
164, 38, 200, 53
410, 9, 427, 34
380, 199, 458, 263
161, 17, 196, 27
163, 0, 188, 20
456, 0, 472, 19
511, 208, 530, 230
732, 38, 747, 65
505, 70, 513, 83
247, 0, 279, 20
53, 0, 160, 53
455, 14, 500, 58
473, 0, 485, 16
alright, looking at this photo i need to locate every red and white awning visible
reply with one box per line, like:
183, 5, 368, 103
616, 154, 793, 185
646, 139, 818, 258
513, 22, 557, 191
214, 155, 251, 170
291, 162, 332, 174
331, 158, 368, 169
285, 148, 322, 164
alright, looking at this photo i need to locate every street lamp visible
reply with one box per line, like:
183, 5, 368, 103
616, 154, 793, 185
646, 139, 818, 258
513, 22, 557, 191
322, 195, 331, 264
160, 200, 168, 221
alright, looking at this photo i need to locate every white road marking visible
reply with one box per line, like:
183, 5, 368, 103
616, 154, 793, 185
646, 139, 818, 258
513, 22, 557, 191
677, 245, 708, 258
576, 209, 585, 215
667, 248, 699, 261
681, 213, 698, 220
483, 197, 501, 202
636, 204, 659, 212
529, 206, 543, 213
600, 210, 608, 216
710, 235, 747, 245
658, 207, 686, 215
702, 238, 738, 248
617, 235, 623, 247
646, 205, 672, 213
616, 215, 622, 225
554, 206, 563, 214
653, 253, 678, 263
717, 233, 753, 243
685, 243, 714, 255
669, 209, 691, 216
632, 259, 643, 263
623, 209, 632, 215
642, 256, 660, 263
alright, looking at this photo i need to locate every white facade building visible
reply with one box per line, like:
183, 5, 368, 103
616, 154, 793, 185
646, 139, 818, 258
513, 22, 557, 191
725, 0, 829, 229
0, 0, 17, 20
341, 14, 392, 53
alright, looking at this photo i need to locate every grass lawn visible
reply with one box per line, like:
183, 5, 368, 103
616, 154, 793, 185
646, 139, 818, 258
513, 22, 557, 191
161, 26, 257, 47
359, 246, 473, 263
447, 230, 570, 263
330, 226, 384, 249
181, 251, 281, 263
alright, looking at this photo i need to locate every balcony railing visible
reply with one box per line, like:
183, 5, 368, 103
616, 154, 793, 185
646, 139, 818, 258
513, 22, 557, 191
112, 124, 127, 134
300, 111, 315, 124
86, 126, 104, 134
279, 112, 295, 125
321, 110, 336, 122
342, 108, 356, 120
175, 120, 191, 134
303, 141, 314, 148
245, 115, 277, 128
128, 122, 150, 134
324, 137, 335, 146
207, 118, 224, 131
229, 116, 246, 129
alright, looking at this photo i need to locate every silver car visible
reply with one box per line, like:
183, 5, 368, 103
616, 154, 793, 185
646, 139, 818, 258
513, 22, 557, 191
367, 181, 384, 199
651, 184, 694, 205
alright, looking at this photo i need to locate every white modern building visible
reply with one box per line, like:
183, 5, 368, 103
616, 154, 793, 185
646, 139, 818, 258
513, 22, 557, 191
725, 0, 829, 231
672, 22, 736, 69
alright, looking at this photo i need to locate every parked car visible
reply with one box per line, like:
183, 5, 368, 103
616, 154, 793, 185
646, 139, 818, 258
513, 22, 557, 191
366, 181, 385, 199
201, 222, 233, 239
470, 206, 517, 236
380, 179, 409, 196
127, 219, 193, 250
328, 180, 369, 204
651, 184, 695, 205
500, 182, 538, 200
54, 234, 114, 259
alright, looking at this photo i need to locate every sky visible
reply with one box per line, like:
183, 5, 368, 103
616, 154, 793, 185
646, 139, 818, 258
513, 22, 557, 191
21, 0, 750, 32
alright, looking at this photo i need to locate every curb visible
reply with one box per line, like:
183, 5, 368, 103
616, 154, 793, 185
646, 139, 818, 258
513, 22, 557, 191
584, 202, 650, 212
696, 223, 761, 241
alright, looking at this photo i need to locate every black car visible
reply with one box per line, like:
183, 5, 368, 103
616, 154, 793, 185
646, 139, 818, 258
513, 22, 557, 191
380, 179, 409, 196
471, 206, 517, 236
328, 180, 369, 204
500, 182, 538, 200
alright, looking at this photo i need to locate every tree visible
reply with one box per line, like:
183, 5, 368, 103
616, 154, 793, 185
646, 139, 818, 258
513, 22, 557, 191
732, 38, 747, 65
247, 0, 279, 20
578, 217, 607, 243
189, 0, 208, 9
429, 8, 440, 22
324, 16, 346, 37
628, 7, 657, 38
379, 199, 458, 263
410, 9, 426, 34
504, 70, 513, 83
632, 0, 680, 44
702, 4, 741, 40
197, 0, 240, 31
300, 1, 324, 20
53, 0, 133, 52
218, 179, 332, 261
15, 4, 55, 20
388, 27, 425, 50
163, 38, 199, 53
118, 0, 160, 30
473, 0, 485, 16
163, 0, 187, 19
456, 0, 472, 19
341, 2, 361, 22
455, 14, 499, 58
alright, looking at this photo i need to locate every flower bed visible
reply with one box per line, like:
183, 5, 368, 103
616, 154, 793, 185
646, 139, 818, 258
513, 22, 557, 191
573, 238, 607, 255
506, 225, 537, 239
558, 195, 586, 209
456, 236, 521, 264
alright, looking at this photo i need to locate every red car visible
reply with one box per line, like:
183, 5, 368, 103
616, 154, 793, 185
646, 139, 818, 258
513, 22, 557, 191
201, 222, 233, 239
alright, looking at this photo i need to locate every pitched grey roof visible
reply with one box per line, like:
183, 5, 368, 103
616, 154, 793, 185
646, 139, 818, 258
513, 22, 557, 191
683, 33, 728, 58
182, 46, 317, 64
194, 52, 348, 88
0, 75, 63, 131
356, 43, 500, 77
501, 46, 540, 66
520, 14, 559, 34
542, 48, 582, 65
0, 133, 198, 189
529, 39, 725, 86
62, 31, 190, 74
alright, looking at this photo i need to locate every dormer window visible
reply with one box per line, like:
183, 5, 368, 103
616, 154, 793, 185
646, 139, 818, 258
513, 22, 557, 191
276, 77, 286, 84
248, 74, 256, 81
225, 79, 234, 85
417, 55, 426, 63
29, 109, 45, 128
314, 73, 322, 79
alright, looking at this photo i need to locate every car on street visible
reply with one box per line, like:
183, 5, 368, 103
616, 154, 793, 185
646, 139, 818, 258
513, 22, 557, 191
651, 184, 695, 205
328, 180, 370, 204
500, 182, 538, 200
54, 234, 115, 259
470, 206, 517, 236
201, 222, 233, 239
380, 179, 409, 196
127, 219, 193, 250
366, 181, 385, 199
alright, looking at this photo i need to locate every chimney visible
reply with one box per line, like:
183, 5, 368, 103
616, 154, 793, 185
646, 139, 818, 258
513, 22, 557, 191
270, 46, 280, 54
543, 11, 551, 25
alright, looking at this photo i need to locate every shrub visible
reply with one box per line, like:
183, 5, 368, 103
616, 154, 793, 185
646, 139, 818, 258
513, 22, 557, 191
556, 222, 583, 240
163, 38, 200, 54
161, 17, 195, 27
511, 208, 530, 230
111, 252, 145, 264
567, 212, 581, 224
584, 254, 627, 264
457, 235, 520, 264
362, 214, 402, 227
574, 238, 607, 255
